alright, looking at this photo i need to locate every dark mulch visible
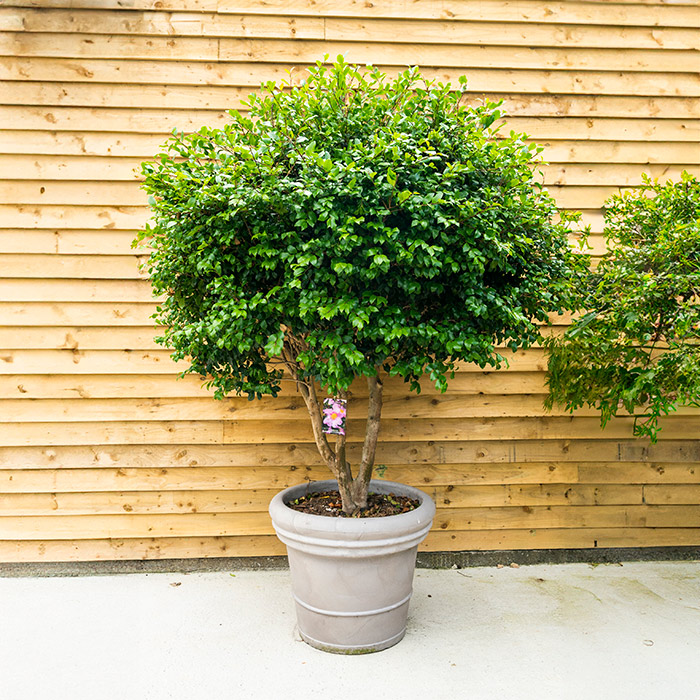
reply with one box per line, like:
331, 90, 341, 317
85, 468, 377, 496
286, 490, 420, 518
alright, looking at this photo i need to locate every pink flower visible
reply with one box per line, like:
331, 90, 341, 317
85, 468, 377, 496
322, 399, 346, 435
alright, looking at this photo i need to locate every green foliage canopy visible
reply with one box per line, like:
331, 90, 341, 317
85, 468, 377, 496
546, 172, 700, 441
138, 57, 582, 402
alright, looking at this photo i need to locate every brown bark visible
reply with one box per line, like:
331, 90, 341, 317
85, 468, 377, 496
282, 338, 383, 515
351, 373, 384, 509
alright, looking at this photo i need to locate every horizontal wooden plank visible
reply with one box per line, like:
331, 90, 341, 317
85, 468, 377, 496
0, 326, 163, 350
0, 302, 155, 326
0, 463, 584, 492
0, 349, 181, 374
2, 504, 698, 539
0, 488, 283, 515
0, 180, 656, 211
3, 132, 697, 163
0, 348, 550, 374
0, 106, 229, 133
0, 253, 146, 277
0, 131, 167, 157
220, 416, 699, 444
5, 0, 218, 9
4, 11, 699, 50
0, 155, 143, 181
0, 415, 697, 447
1, 440, 697, 469
0, 9, 325, 39
0, 395, 591, 422
0, 511, 275, 539
643, 484, 700, 504
424, 526, 700, 552
0, 205, 603, 234
0, 230, 139, 255
0, 535, 285, 562
4, 0, 698, 24
6, 80, 699, 117
4, 34, 698, 73
5, 58, 700, 98
323, 18, 700, 50
4, 156, 695, 187
4, 525, 700, 561
540, 140, 700, 165
0, 420, 226, 447
0, 279, 157, 302
432, 504, 700, 531
2, 395, 699, 423
217, 0, 700, 26
0, 483, 648, 517
0, 483, 644, 511
579, 463, 700, 484
0, 182, 148, 206
0, 204, 149, 229
0, 371, 548, 399
3, 107, 697, 144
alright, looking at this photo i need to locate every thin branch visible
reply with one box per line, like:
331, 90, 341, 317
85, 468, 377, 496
355, 372, 384, 489
281, 341, 336, 468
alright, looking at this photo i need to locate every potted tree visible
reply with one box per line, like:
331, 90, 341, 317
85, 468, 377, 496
545, 172, 700, 440
138, 57, 584, 653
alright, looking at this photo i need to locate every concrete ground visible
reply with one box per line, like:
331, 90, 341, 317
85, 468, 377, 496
1, 561, 698, 700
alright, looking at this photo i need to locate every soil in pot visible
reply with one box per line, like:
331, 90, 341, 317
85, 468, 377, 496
286, 490, 420, 518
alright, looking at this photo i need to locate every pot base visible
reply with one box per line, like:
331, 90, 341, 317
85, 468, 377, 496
299, 627, 406, 655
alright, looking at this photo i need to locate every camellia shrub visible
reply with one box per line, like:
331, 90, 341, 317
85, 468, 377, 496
138, 56, 584, 514
545, 172, 700, 441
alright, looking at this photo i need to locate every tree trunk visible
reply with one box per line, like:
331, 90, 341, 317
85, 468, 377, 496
289, 347, 384, 515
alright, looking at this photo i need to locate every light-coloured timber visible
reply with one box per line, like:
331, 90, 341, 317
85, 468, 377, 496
4, 525, 700, 562
0, 204, 149, 230
2, 504, 699, 540
1, 180, 659, 211
425, 527, 700, 552
0, 279, 157, 302
0, 302, 155, 326
3, 395, 700, 423
0, 489, 283, 516
7, 0, 218, 9
0, 253, 146, 278
1, 440, 697, 470
4, 10, 699, 49
323, 17, 700, 50
3, 107, 697, 144
0, 230, 139, 255
0, 415, 697, 448
5, 34, 699, 73
0, 9, 325, 38
5, 81, 698, 118
4, 155, 695, 187
217, 0, 700, 26
0, 463, 589, 494
0, 371, 549, 399
0, 349, 182, 375
644, 485, 700, 504
6, 58, 700, 98
0, 347, 550, 374
0, 484, 646, 515
0, 326, 164, 350
2, 0, 699, 561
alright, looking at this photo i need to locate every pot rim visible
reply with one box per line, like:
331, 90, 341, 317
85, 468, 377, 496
269, 479, 436, 545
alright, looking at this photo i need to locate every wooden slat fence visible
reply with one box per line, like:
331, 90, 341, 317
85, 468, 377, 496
1, 0, 699, 561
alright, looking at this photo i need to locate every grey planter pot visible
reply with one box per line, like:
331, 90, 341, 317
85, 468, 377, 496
269, 479, 436, 654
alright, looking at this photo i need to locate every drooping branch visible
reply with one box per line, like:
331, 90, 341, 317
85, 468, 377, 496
280, 341, 336, 469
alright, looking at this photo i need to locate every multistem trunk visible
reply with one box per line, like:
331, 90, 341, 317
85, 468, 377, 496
284, 343, 384, 515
